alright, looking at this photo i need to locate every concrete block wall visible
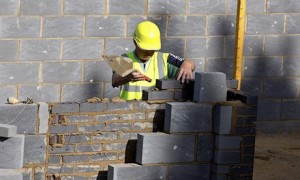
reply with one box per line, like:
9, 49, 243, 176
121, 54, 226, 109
0, 0, 299, 133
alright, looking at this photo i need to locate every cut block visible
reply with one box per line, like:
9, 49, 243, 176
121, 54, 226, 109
142, 89, 174, 101
214, 150, 240, 164
136, 133, 195, 164
0, 124, 17, 138
169, 164, 210, 180
193, 72, 227, 103
214, 106, 232, 134
215, 135, 242, 149
107, 163, 166, 180
164, 102, 212, 133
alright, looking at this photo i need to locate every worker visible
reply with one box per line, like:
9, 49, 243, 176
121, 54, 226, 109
112, 21, 195, 100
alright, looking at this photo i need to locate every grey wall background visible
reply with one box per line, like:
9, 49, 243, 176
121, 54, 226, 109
0, 0, 299, 133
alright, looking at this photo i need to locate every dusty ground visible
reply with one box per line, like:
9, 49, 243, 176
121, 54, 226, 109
253, 133, 300, 180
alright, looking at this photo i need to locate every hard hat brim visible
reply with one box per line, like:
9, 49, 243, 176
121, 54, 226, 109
135, 39, 161, 50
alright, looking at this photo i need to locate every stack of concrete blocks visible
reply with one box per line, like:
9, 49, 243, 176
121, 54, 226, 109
108, 72, 258, 180
0, 103, 49, 179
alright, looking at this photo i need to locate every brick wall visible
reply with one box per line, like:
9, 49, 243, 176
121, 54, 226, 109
0, 1, 299, 132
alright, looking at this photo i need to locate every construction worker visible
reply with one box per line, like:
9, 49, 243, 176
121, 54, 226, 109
112, 21, 195, 100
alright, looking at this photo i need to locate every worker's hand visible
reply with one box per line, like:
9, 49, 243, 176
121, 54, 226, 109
127, 69, 145, 82
177, 59, 195, 83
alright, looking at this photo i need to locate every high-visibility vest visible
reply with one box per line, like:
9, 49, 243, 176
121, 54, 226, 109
120, 51, 169, 100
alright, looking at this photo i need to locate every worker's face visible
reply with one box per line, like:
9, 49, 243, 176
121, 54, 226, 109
134, 41, 155, 61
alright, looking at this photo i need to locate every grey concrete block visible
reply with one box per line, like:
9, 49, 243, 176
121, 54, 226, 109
188, 0, 225, 14
0, 17, 40, 38
257, 100, 281, 121
63, 39, 102, 60
237, 117, 256, 126
49, 145, 74, 154
215, 135, 241, 149
0, 135, 24, 168
168, 16, 205, 36
235, 106, 257, 116
169, 164, 210, 180
119, 113, 145, 121
19, 84, 60, 103
282, 100, 300, 120
227, 90, 259, 105
214, 106, 232, 135
106, 123, 131, 131
62, 155, 89, 163
0, 0, 18, 15
262, 78, 299, 98
0, 104, 38, 134
283, 56, 300, 76
51, 102, 79, 114
149, 0, 185, 15
127, 16, 167, 38
104, 38, 135, 55
206, 58, 234, 79
42, 62, 82, 83
50, 125, 77, 134
135, 101, 165, 110
77, 144, 102, 152
197, 135, 213, 162
103, 83, 120, 99
230, 165, 253, 174
265, 36, 300, 56
160, 38, 185, 57
76, 165, 101, 173
91, 153, 117, 161
142, 89, 174, 101
243, 36, 264, 56
84, 61, 112, 82
186, 37, 224, 58
244, 57, 282, 78
48, 165, 73, 174
108, 163, 166, 180
193, 72, 227, 103
49, 155, 60, 164
107, 102, 135, 111
286, 15, 300, 34
267, 0, 300, 13
156, 79, 194, 90
214, 150, 240, 164
109, 0, 146, 15
226, 79, 238, 89
79, 102, 106, 112
38, 102, 49, 134
20, 39, 60, 61
0, 63, 39, 84
43, 17, 83, 37
174, 90, 193, 101
247, 14, 284, 35
245, 0, 265, 14
64, 0, 104, 15
0, 124, 17, 138
21, 0, 61, 15
225, 35, 235, 57
64, 134, 90, 144
208, 15, 236, 36
0, 40, 17, 61
86, 16, 125, 37
242, 136, 256, 146
240, 79, 262, 97
91, 132, 117, 141
61, 84, 102, 102
164, 102, 212, 133
24, 135, 46, 165
95, 114, 119, 122
242, 146, 255, 155
78, 124, 105, 133
0, 86, 16, 104
68, 115, 92, 123
136, 133, 195, 164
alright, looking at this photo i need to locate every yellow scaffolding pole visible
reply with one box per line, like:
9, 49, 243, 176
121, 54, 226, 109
234, 0, 246, 90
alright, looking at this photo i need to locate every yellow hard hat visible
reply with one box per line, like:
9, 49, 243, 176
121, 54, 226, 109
133, 21, 161, 50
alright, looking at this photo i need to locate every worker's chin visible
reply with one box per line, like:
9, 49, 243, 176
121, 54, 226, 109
140, 56, 151, 61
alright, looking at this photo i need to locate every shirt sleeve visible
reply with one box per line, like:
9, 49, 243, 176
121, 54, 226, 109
167, 53, 185, 67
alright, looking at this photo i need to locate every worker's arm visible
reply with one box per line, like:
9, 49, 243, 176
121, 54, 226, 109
177, 59, 195, 83
112, 70, 145, 87
167, 54, 195, 83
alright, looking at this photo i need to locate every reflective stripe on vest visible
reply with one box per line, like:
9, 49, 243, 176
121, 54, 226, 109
119, 51, 168, 100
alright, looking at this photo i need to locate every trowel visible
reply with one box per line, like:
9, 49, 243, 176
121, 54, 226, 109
102, 55, 152, 82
